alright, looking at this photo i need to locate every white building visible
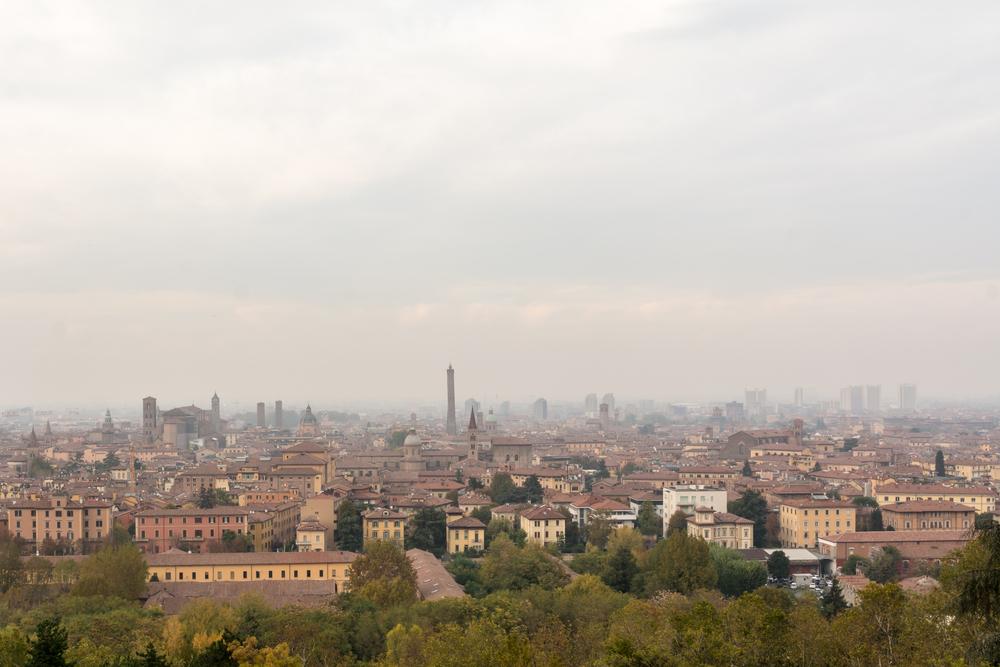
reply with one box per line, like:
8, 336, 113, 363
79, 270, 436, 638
663, 485, 728, 534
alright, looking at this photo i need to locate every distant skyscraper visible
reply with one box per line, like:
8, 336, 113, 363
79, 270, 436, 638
584, 393, 598, 413
866, 385, 881, 412
464, 398, 481, 420
211, 392, 220, 434
499, 401, 511, 417
533, 398, 548, 421
256, 402, 266, 428
840, 386, 864, 415
794, 387, 805, 407
601, 393, 615, 415
899, 384, 918, 411
745, 388, 767, 419
446, 365, 457, 436
725, 401, 745, 424
142, 396, 157, 443
275, 400, 283, 429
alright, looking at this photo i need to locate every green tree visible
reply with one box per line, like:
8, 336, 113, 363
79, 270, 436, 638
640, 531, 717, 595
405, 509, 446, 557
710, 545, 767, 597
602, 545, 638, 593
137, 642, 169, 667
820, 576, 848, 619
666, 509, 688, 537
870, 508, 885, 531
976, 512, 996, 530
488, 473, 525, 504
852, 496, 879, 508
197, 487, 216, 509
728, 490, 769, 547
349, 541, 417, 607
766, 550, 790, 580
742, 460, 752, 477
586, 511, 613, 550
478, 534, 569, 592
73, 543, 148, 600
485, 518, 526, 548
865, 545, 902, 583
842, 553, 870, 575
334, 500, 363, 552
0, 626, 30, 667
636, 502, 661, 538
523, 475, 544, 503
445, 553, 485, 597
0, 537, 23, 593
27, 618, 69, 667
935, 449, 945, 476
569, 548, 608, 575
389, 430, 408, 449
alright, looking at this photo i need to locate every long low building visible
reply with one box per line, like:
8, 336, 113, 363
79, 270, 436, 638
818, 530, 971, 571
145, 550, 357, 593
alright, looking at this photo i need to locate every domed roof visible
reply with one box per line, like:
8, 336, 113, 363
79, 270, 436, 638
485, 409, 497, 423
403, 429, 421, 447
300, 404, 317, 424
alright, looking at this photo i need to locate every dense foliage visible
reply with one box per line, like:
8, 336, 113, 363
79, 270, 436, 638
5, 523, 1000, 665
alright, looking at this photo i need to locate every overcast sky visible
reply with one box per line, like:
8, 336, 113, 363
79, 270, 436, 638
2, 1, 999, 409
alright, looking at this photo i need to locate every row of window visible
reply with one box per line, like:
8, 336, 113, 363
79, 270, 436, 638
159, 568, 338, 581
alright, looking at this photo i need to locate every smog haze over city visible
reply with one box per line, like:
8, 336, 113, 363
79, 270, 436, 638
3, 0, 1000, 411
8, 5, 1000, 667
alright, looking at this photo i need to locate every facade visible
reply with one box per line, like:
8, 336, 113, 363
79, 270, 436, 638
685, 508, 753, 549
490, 438, 533, 469
779, 499, 856, 548
135, 507, 251, 554
519, 505, 566, 548
721, 430, 793, 460
145, 551, 356, 592
568, 498, 636, 530
5, 497, 112, 548
363, 508, 407, 547
873, 483, 996, 514
447, 516, 486, 554
662, 485, 728, 520
880, 500, 974, 531
819, 530, 969, 570
677, 466, 741, 487
296, 516, 327, 551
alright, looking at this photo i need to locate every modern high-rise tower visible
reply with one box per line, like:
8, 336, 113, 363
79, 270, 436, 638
793, 387, 804, 407
256, 402, 266, 428
142, 396, 158, 443
446, 365, 457, 436
275, 400, 283, 429
866, 385, 881, 412
899, 384, 918, 411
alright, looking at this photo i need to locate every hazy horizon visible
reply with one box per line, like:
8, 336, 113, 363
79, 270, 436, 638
3, 1, 999, 406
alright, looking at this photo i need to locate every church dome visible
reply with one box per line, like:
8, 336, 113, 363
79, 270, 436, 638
485, 409, 497, 423
300, 405, 317, 424
403, 430, 421, 448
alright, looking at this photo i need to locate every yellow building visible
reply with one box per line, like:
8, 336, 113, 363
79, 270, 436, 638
296, 516, 327, 552
447, 516, 486, 554
685, 508, 754, 549
509, 469, 583, 494
145, 550, 355, 593
245, 502, 301, 551
6, 496, 113, 549
363, 508, 407, 548
779, 499, 856, 548
519, 505, 566, 548
873, 483, 997, 514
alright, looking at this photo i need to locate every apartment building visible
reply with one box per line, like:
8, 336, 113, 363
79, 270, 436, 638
5, 496, 113, 548
519, 505, 566, 548
447, 516, 486, 554
779, 499, 856, 548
